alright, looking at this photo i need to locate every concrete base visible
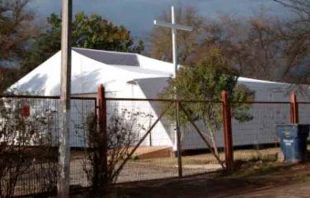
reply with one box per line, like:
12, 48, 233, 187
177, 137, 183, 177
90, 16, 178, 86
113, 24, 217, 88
131, 146, 173, 159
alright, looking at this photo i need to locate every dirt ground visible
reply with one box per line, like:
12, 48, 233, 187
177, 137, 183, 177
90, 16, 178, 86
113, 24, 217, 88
114, 162, 310, 198
70, 147, 279, 184
10, 147, 303, 197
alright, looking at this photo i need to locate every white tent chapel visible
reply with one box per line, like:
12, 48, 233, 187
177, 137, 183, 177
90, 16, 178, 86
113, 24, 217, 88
10, 48, 310, 150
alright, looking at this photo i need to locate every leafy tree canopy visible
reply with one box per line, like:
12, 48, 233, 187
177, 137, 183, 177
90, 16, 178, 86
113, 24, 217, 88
0, 0, 38, 92
160, 48, 254, 156
21, 12, 144, 77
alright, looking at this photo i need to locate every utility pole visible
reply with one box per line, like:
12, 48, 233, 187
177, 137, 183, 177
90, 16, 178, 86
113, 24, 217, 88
58, 0, 72, 197
154, 6, 192, 177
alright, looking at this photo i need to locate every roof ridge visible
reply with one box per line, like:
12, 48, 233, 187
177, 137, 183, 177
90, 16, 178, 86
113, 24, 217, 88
72, 47, 138, 56
238, 77, 286, 84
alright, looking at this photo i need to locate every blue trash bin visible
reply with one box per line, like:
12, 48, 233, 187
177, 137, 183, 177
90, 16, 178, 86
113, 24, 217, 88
276, 124, 309, 163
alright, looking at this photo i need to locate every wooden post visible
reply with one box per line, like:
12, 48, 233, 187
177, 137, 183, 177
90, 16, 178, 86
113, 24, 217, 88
97, 84, 108, 193
290, 93, 299, 124
221, 91, 233, 170
176, 101, 182, 178
58, 0, 72, 197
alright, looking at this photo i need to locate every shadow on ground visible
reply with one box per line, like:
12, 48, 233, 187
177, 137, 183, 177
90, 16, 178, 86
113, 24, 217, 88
115, 162, 310, 198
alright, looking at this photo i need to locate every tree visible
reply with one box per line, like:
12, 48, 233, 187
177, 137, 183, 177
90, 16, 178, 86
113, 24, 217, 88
0, 0, 38, 92
21, 12, 144, 77
150, 4, 310, 84
273, 0, 310, 16
160, 48, 254, 157
188, 10, 310, 84
271, 0, 310, 84
198, 14, 287, 81
150, 4, 310, 85
150, 6, 290, 82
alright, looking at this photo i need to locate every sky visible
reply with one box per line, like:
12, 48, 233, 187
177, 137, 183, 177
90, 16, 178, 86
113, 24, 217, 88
29, 0, 292, 40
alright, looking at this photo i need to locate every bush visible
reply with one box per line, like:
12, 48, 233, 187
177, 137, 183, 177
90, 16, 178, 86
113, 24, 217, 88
82, 108, 152, 197
0, 97, 58, 197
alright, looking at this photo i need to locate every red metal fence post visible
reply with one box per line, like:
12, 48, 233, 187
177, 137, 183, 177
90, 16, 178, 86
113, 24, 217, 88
290, 93, 299, 124
221, 90, 233, 170
97, 84, 108, 192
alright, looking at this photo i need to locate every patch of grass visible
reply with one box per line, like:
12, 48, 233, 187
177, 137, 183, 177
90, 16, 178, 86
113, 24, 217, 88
220, 154, 281, 177
130, 155, 140, 161
248, 163, 282, 177
121, 147, 282, 179
291, 173, 310, 183
107, 188, 130, 198
249, 153, 278, 162
133, 147, 280, 165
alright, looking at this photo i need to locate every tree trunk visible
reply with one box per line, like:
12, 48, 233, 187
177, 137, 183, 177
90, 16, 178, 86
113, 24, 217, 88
209, 130, 219, 157
206, 121, 221, 161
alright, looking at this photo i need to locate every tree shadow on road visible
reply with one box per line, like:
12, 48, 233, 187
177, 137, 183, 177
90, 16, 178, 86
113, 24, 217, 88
116, 162, 310, 198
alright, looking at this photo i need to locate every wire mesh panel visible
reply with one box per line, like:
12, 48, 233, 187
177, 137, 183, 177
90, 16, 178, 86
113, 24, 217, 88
0, 96, 60, 197
103, 99, 178, 183
99, 99, 227, 181
298, 103, 310, 125
231, 102, 290, 161
68, 98, 96, 188
297, 103, 310, 141
0, 96, 96, 197
179, 101, 224, 176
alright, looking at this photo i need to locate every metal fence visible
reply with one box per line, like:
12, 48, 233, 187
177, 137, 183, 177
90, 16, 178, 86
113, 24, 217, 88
102, 99, 296, 183
0, 93, 306, 197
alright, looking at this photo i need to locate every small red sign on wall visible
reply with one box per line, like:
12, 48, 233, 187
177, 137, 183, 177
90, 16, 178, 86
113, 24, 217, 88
21, 105, 30, 118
